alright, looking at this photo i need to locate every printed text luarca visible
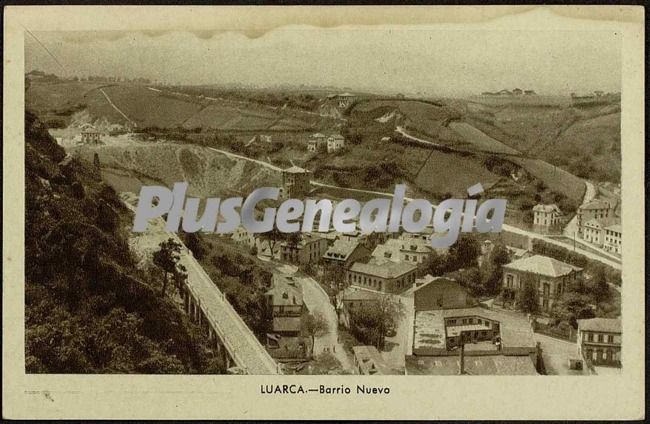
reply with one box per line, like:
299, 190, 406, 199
132, 183, 506, 248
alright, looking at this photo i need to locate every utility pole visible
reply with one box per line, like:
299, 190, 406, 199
458, 340, 465, 375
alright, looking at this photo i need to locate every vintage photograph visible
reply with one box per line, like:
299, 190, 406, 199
22, 19, 626, 379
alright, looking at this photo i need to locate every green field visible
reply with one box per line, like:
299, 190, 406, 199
464, 98, 621, 182
87, 85, 204, 128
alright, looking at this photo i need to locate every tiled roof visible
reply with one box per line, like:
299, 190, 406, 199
584, 217, 618, 229
413, 276, 458, 292
272, 317, 302, 333
323, 239, 361, 261
604, 224, 622, 233
577, 317, 621, 333
405, 354, 538, 375
413, 307, 536, 351
371, 239, 402, 262
579, 200, 610, 210
350, 258, 416, 279
342, 288, 381, 302
533, 204, 561, 214
503, 254, 582, 277
266, 275, 303, 306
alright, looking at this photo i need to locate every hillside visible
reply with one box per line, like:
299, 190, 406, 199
463, 97, 621, 182
70, 142, 282, 198
27, 81, 594, 221
24, 111, 224, 373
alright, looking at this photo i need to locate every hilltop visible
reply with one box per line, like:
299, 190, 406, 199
26, 79, 621, 225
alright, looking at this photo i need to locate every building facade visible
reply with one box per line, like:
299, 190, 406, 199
280, 234, 329, 265
603, 224, 622, 254
265, 274, 310, 360
81, 125, 101, 144
577, 318, 621, 367
532, 204, 563, 233
346, 259, 417, 294
326, 134, 345, 152
281, 165, 311, 199
577, 200, 611, 235
413, 277, 475, 311
322, 239, 371, 269
501, 255, 583, 311
307, 133, 327, 152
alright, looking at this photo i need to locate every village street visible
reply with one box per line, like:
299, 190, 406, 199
563, 180, 597, 239
534, 333, 586, 376
380, 291, 414, 370
272, 263, 354, 371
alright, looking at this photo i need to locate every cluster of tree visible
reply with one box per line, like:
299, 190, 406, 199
180, 232, 274, 340
419, 237, 510, 299
348, 296, 404, 350
25, 111, 223, 374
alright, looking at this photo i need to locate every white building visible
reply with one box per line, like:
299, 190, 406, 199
603, 224, 622, 254
532, 204, 563, 233
326, 134, 345, 153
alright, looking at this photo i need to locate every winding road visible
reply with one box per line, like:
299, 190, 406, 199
195, 147, 621, 270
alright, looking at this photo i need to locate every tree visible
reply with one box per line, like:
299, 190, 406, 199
304, 312, 329, 357
517, 276, 539, 314
421, 250, 446, 277
446, 234, 481, 271
153, 238, 183, 297
349, 295, 404, 349
183, 232, 205, 260
321, 264, 346, 291
551, 292, 595, 328
590, 264, 610, 301
480, 243, 510, 295
457, 267, 484, 297
258, 227, 294, 258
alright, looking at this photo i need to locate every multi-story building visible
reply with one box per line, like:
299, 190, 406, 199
582, 219, 607, 246
603, 224, 622, 255
231, 225, 258, 249
280, 233, 329, 265
501, 254, 583, 311
346, 258, 417, 294
265, 274, 310, 360
280, 165, 311, 199
322, 239, 371, 269
80, 124, 102, 144
326, 134, 345, 153
371, 236, 435, 268
532, 204, 563, 233
307, 133, 327, 152
577, 318, 621, 367
577, 200, 611, 235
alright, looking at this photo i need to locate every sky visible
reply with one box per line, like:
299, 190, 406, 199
25, 28, 621, 97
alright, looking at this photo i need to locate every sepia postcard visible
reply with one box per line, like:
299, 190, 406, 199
3, 5, 645, 420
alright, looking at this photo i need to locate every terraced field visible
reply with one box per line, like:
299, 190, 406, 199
85, 85, 204, 128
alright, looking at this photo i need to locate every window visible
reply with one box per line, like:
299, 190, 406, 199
607, 335, 614, 343
598, 334, 604, 343
588, 333, 594, 342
